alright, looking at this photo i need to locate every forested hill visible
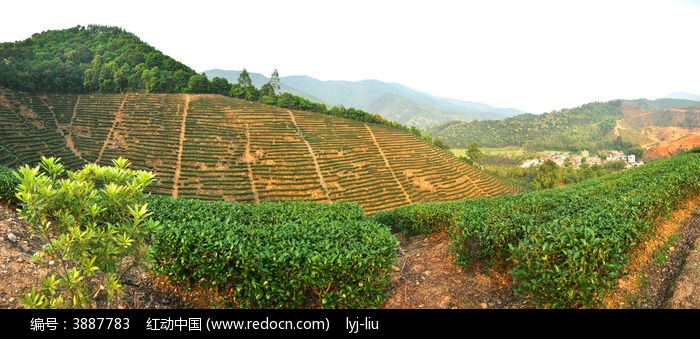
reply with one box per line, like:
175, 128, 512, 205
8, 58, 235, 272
0, 25, 197, 93
428, 100, 624, 151
622, 98, 700, 111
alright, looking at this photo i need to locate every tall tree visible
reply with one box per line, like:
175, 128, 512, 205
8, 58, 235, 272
186, 73, 209, 93
533, 160, 562, 189
465, 142, 483, 163
259, 83, 275, 97
269, 69, 280, 93
238, 68, 252, 87
209, 77, 231, 95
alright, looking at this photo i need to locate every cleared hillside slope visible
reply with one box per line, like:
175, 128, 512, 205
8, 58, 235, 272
0, 89, 515, 214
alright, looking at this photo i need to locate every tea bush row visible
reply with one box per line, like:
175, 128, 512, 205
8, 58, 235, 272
148, 196, 397, 308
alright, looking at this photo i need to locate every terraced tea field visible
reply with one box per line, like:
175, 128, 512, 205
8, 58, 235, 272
0, 89, 515, 214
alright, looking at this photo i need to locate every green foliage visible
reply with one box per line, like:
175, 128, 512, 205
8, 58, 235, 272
375, 151, 700, 308
459, 142, 483, 165
430, 101, 624, 152
0, 25, 197, 93
653, 236, 677, 266
483, 159, 627, 190
602, 160, 627, 171
15, 156, 157, 308
432, 138, 450, 150
622, 98, 700, 111
186, 73, 210, 94
374, 201, 462, 236
532, 160, 562, 189
268, 69, 281, 93
0, 165, 19, 204
208, 77, 231, 95
481, 164, 538, 192
148, 197, 397, 309
237, 68, 252, 87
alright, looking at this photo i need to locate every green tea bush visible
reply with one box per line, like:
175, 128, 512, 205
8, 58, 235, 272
15, 157, 157, 308
373, 201, 462, 235
149, 197, 397, 309
0, 165, 19, 204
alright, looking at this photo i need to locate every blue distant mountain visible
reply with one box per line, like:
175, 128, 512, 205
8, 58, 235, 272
204, 69, 522, 128
666, 92, 700, 102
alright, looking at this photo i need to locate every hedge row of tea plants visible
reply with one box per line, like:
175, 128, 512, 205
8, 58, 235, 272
375, 149, 700, 307
0, 165, 19, 203
148, 196, 397, 308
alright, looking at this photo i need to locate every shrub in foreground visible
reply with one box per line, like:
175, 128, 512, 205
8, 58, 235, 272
149, 197, 397, 309
15, 157, 157, 308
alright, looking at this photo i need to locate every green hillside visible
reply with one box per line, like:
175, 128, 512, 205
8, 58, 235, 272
429, 101, 623, 151
0, 25, 197, 93
622, 98, 700, 111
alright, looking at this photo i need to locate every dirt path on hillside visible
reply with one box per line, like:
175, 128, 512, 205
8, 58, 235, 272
364, 124, 412, 204
70, 96, 80, 126
243, 123, 260, 203
383, 231, 519, 309
64, 95, 85, 161
40, 96, 62, 134
41, 96, 86, 162
287, 110, 331, 202
171, 95, 189, 199
603, 198, 700, 308
665, 224, 700, 308
96, 94, 127, 164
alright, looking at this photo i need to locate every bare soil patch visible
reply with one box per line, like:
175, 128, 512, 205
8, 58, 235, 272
645, 133, 700, 161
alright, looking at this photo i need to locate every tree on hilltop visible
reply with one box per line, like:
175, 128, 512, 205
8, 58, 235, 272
270, 69, 280, 93
186, 73, 209, 93
238, 68, 252, 87
260, 69, 280, 98
209, 77, 231, 95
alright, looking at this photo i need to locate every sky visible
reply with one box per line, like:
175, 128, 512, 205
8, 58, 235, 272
1, 0, 700, 113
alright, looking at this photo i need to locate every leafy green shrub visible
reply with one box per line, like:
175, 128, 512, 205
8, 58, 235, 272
15, 156, 157, 308
373, 201, 461, 235
149, 197, 397, 309
688, 146, 700, 153
0, 165, 19, 204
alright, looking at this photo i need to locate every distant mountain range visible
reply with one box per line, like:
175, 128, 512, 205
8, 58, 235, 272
204, 69, 522, 128
666, 92, 700, 102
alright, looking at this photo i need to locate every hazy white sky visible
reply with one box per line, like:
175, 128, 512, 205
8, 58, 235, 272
2, 0, 699, 113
